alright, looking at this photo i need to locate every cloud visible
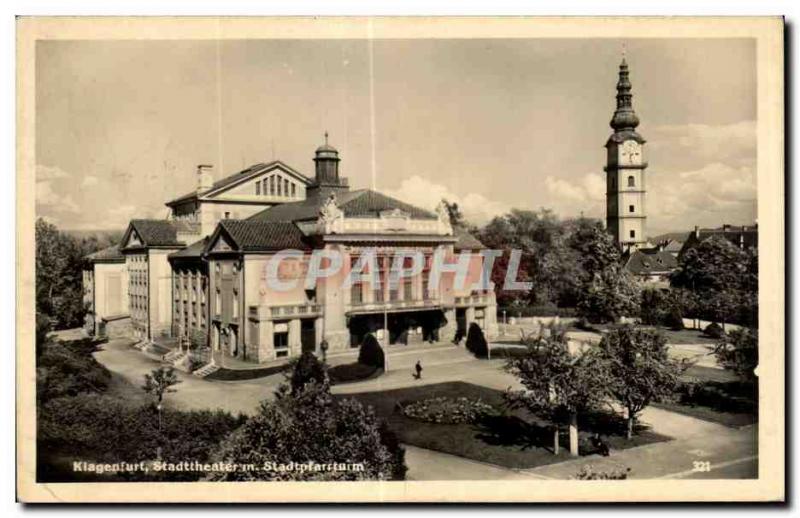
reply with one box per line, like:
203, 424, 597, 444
36, 164, 71, 181
81, 175, 100, 187
384, 175, 509, 225
543, 173, 606, 218
36, 163, 80, 216
648, 120, 756, 167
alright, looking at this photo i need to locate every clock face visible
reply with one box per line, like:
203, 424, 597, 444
620, 140, 641, 165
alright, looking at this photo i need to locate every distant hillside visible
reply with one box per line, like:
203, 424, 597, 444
63, 228, 124, 245
649, 231, 690, 243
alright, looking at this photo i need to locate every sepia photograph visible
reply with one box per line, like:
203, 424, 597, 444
15, 16, 784, 503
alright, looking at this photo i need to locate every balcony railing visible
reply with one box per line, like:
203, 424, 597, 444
454, 294, 489, 306
266, 303, 323, 320
347, 298, 442, 314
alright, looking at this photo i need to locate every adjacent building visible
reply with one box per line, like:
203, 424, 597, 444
82, 245, 129, 338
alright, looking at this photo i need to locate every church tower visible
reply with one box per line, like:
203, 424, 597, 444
605, 57, 647, 252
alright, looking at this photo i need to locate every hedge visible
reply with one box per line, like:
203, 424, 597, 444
329, 362, 381, 385
358, 334, 386, 369
498, 305, 577, 318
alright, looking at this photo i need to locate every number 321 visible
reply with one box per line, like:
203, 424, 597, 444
692, 461, 711, 472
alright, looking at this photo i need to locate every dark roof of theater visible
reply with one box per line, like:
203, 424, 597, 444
249, 189, 437, 223
168, 237, 210, 260
217, 220, 311, 252
624, 249, 678, 276
125, 219, 198, 248
166, 161, 312, 206
453, 227, 485, 250
85, 244, 125, 263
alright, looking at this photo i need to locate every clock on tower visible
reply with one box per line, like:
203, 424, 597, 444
605, 57, 648, 252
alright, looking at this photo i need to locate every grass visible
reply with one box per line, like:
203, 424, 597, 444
337, 381, 670, 470
205, 363, 289, 381
654, 371, 757, 428
566, 323, 720, 346
328, 362, 382, 385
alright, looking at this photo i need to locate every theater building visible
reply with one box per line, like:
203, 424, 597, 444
108, 137, 497, 368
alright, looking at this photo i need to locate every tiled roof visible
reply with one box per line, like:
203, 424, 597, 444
679, 225, 758, 257
85, 244, 125, 263
168, 237, 210, 260
218, 220, 311, 252
454, 227, 485, 250
249, 188, 436, 223
624, 249, 678, 276
166, 161, 312, 206
126, 219, 198, 247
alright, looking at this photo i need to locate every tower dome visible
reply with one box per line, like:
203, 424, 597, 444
610, 58, 641, 132
313, 132, 342, 186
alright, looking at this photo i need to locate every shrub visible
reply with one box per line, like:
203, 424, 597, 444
358, 334, 386, 369
573, 463, 630, 480
329, 362, 380, 384
664, 307, 685, 330
36, 338, 111, 405
209, 381, 405, 481
715, 327, 758, 382
290, 351, 327, 395
38, 393, 245, 481
499, 305, 577, 318
704, 322, 724, 339
465, 323, 488, 358
402, 396, 495, 424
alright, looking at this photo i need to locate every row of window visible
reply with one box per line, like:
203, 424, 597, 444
255, 175, 297, 198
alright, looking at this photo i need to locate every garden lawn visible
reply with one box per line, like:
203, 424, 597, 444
336, 382, 670, 470
567, 323, 719, 346
654, 374, 757, 428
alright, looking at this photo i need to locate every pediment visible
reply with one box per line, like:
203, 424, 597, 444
124, 228, 143, 248
210, 232, 236, 253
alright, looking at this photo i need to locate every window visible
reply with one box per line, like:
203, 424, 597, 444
263, 179, 268, 195
232, 290, 239, 319
274, 328, 289, 358
215, 289, 221, 316
269, 176, 275, 196
629, 205, 635, 213
627, 175, 635, 187
630, 230, 636, 239
291, 183, 296, 197
351, 282, 363, 304
277, 177, 282, 196
256, 182, 261, 195
403, 278, 413, 301
284, 179, 289, 197
224, 211, 231, 219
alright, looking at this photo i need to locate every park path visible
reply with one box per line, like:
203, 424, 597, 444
91, 335, 757, 481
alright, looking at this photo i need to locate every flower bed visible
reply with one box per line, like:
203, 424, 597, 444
401, 396, 495, 424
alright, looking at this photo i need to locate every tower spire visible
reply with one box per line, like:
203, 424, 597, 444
610, 55, 640, 132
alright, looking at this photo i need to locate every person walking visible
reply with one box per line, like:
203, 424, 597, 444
414, 360, 423, 380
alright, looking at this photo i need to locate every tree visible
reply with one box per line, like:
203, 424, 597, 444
577, 269, 641, 324
441, 198, 466, 228
289, 351, 327, 396
142, 367, 181, 405
671, 236, 753, 328
599, 327, 683, 439
35, 218, 114, 330
505, 328, 611, 456
358, 334, 386, 369
715, 327, 758, 382
208, 379, 405, 481
465, 322, 488, 358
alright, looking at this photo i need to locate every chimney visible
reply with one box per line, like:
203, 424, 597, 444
197, 164, 214, 194
694, 225, 700, 239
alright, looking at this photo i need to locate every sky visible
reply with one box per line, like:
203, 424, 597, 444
35, 38, 757, 236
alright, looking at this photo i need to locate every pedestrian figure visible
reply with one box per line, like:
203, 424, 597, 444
320, 339, 329, 363
414, 360, 423, 380
590, 433, 610, 457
